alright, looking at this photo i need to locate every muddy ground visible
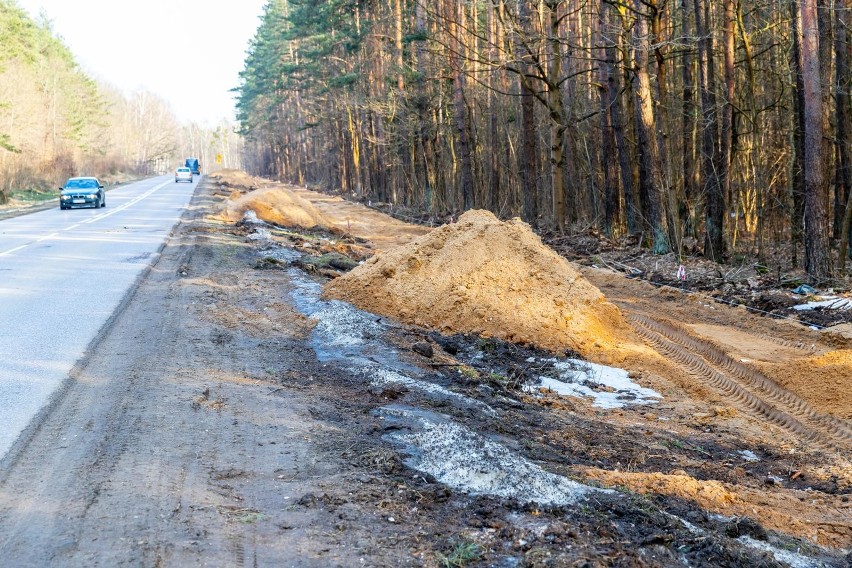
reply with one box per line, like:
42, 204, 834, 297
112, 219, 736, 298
0, 176, 849, 567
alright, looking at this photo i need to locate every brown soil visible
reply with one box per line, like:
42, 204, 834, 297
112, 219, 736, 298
207, 168, 261, 191
221, 185, 333, 229
325, 209, 648, 363
755, 350, 852, 419
579, 467, 852, 548
284, 184, 431, 251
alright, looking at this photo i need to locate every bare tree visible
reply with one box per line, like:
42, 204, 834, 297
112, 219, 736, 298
800, 0, 832, 278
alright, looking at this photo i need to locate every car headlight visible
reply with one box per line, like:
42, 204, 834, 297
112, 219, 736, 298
61, 195, 70, 200
86, 193, 97, 199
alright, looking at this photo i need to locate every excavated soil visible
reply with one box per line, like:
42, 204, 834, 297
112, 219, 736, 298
325, 210, 648, 363
207, 168, 261, 191
220, 185, 333, 229
580, 468, 852, 548
756, 350, 852, 419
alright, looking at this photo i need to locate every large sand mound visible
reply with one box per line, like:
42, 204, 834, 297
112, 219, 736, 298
325, 210, 637, 360
224, 186, 332, 230
208, 168, 260, 191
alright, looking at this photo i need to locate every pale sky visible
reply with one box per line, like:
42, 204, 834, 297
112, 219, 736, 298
16, 0, 268, 126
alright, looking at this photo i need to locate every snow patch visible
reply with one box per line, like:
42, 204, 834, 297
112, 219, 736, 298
793, 297, 852, 311
381, 406, 603, 506
366, 368, 496, 416
737, 536, 828, 568
286, 266, 494, 414
527, 359, 661, 409
738, 450, 760, 462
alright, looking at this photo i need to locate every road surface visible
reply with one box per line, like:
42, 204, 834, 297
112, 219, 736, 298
0, 176, 195, 459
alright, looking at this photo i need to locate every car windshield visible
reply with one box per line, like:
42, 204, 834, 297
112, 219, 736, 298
177, 168, 190, 172
65, 179, 98, 189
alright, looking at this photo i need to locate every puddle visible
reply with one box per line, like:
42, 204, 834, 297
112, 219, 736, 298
286, 265, 494, 415
526, 359, 661, 409
379, 406, 602, 506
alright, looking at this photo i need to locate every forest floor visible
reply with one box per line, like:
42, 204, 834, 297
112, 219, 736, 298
0, 171, 849, 567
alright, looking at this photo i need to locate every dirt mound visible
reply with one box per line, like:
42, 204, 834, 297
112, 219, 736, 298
223, 186, 332, 230
757, 349, 852, 419
208, 169, 260, 191
324, 210, 641, 361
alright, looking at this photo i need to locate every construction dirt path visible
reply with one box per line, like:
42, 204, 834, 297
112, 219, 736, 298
0, 176, 849, 567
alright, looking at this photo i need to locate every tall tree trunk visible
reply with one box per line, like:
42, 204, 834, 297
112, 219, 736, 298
818, 0, 834, 228
649, 0, 680, 252
598, 2, 619, 236
449, 0, 474, 211
488, 0, 501, 215
721, 0, 736, 232
681, 0, 698, 238
837, 0, 852, 268
736, 0, 762, 259
395, 0, 405, 91
632, 1, 669, 253
547, 1, 568, 230
613, 14, 638, 234
695, 0, 725, 260
790, 0, 806, 268
519, 0, 539, 224
800, 0, 832, 279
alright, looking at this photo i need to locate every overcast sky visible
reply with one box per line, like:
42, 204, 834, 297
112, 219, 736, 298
16, 0, 268, 126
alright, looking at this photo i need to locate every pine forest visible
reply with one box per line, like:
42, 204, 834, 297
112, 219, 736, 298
236, 0, 852, 282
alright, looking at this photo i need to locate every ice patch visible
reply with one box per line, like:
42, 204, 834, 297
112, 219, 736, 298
247, 227, 272, 241
365, 368, 496, 416
381, 406, 603, 506
260, 247, 301, 264
738, 449, 760, 462
793, 297, 852, 311
527, 359, 661, 409
286, 266, 495, 414
738, 536, 828, 568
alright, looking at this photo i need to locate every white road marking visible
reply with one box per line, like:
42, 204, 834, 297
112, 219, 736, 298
0, 245, 28, 258
79, 180, 172, 225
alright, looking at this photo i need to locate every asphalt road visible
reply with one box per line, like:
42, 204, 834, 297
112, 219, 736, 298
0, 175, 196, 459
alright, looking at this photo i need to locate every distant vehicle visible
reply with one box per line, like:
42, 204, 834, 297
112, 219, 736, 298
175, 167, 193, 183
59, 177, 105, 209
185, 158, 200, 175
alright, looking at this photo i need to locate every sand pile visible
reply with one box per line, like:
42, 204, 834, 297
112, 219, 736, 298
223, 186, 333, 230
758, 349, 852, 419
324, 210, 637, 360
209, 169, 260, 191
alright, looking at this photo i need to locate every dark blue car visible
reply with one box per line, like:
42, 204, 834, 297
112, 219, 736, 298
59, 177, 105, 209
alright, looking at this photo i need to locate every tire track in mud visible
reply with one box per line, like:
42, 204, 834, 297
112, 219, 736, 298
628, 313, 852, 453
610, 297, 819, 356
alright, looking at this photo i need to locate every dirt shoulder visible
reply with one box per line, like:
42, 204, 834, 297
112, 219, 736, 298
0, 178, 848, 566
